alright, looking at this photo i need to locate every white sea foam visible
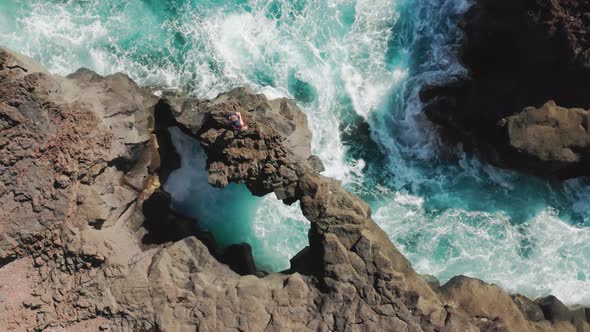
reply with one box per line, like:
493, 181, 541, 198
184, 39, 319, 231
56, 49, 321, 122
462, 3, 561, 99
253, 198, 310, 270
374, 198, 590, 304
260, 86, 290, 100
341, 0, 402, 120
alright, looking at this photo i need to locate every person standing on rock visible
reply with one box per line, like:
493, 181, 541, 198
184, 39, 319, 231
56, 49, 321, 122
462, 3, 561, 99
228, 111, 248, 131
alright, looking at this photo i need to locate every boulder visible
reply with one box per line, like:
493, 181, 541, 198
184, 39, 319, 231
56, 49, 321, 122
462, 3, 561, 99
535, 295, 573, 323
440, 276, 530, 331
511, 294, 546, 322
502, 101, 590, 177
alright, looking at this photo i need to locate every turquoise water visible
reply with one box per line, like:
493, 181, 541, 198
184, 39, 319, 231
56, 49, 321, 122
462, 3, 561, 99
2, 0, 590, 304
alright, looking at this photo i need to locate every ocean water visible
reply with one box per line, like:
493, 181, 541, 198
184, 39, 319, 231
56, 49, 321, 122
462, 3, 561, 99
2, 0, 590, 304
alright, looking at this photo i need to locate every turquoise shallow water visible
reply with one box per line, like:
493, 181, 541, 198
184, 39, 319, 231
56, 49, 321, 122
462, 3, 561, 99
2, 0, 590, 304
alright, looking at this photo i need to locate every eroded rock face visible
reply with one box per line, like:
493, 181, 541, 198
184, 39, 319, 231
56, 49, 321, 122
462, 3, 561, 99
0, 48, 157, 265
0, 48, 159, 330
421, 0, 590, 178
1, 47, 589, 332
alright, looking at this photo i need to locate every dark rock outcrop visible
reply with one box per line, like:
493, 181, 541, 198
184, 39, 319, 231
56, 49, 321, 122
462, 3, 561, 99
536, 296, 573, 323
421, 0, 590, 178
1, 47, 589, 332
512, 294, 546, 322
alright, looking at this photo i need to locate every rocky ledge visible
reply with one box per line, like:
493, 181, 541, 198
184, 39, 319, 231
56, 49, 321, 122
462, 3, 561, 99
1, 47, 589, 331
421, 0, 590, 179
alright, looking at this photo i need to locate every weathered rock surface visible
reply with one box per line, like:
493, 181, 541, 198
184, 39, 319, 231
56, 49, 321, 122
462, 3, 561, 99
1, 46, 589, 332
421, 0, 590, 178
502, 101, 590, 176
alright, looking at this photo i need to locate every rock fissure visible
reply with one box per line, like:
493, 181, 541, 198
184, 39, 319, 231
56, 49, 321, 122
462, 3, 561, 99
6, 65, 28, 72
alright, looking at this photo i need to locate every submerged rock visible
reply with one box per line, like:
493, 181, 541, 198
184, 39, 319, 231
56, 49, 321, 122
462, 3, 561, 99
1, 46, 589, 331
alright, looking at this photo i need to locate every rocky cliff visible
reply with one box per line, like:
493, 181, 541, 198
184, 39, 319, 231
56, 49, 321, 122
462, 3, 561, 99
421, 0, 590, 179
1, 47, 589, 331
